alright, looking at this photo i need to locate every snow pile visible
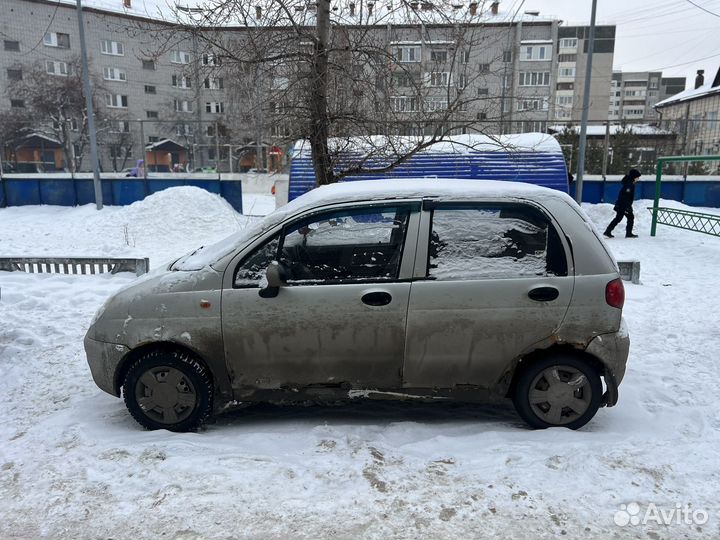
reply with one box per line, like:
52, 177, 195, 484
0, 187, 271, 267
2, 196, 720, 538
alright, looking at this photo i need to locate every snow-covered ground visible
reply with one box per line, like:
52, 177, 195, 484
1, 188, 719, 539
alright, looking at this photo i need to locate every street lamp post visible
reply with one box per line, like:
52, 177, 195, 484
75, 0, 103, 209
575, 0, 598, 204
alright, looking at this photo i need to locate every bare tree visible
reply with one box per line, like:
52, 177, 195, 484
136, 0, 516, 185
6, 58, 106, 173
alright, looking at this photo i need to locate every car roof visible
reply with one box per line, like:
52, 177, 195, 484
288, 178, 571, 211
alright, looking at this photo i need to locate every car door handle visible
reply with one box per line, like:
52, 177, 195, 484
361, 291, 392, 307
528, 286, 560, 302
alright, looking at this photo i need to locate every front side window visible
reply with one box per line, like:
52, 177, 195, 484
427, 204, 567, 280
279, 206, 411, 284
234, 234, 281, 287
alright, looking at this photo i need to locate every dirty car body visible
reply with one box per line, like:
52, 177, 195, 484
84, 179, 630, 431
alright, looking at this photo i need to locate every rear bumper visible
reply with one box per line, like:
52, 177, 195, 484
585, 318, 630, 407
84, 334, 128, 397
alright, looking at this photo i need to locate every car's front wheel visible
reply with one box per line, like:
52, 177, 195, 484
513, 355, 603, 429
122, 349, 213, 431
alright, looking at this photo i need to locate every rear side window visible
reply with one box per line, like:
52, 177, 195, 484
280, 205, 411, 283
428, 203, 567, 280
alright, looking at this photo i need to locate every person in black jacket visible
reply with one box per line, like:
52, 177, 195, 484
604, 168, 641, 238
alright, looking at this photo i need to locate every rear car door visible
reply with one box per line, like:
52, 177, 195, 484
222, 202, 420, 392
403, 200, 574, 390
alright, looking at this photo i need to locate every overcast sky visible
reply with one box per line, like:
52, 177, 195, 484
520, 0, 720, 88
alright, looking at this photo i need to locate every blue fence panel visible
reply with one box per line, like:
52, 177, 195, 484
39, 178, 76, 206
112, 179, 147, 205
220, 181, 244, 213
186, 179, 221, 193
4, 178, 41, 206
147, 179, 184, 195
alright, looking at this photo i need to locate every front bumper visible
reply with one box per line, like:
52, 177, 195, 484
84, 334, 129, 397
585, 318, 630, 407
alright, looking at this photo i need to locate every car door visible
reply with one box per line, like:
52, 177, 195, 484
222, 202, 420, 393
403, 200, 574, 390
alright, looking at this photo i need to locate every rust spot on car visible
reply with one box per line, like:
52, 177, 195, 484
200, 300, 212, 309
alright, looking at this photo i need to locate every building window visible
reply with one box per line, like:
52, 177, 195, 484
205, 101, 225, 113
429, 72, 450, 87
7, 68, 22, 81
557, 82, 574, 90
461, 50, 471, 64
44, 32, 70, 49
558, 54, 577, 63
171, 50, 191, 64
11, 99, 25, 108
523, 45, 550, 61
146, 110, 158, 119
203, 77, 224, 90
426, 97, 448, 111
174, 99, 193, 113
176, 124, 194, 136
478, 63, 490, 73
105, 94, 128, 108
430, 50, 448, 62
46, 61, 70, 76
390, 96, 418, 112
101, 39, 124, 56
148, 136, 160, 143
556, 95, 573, 107
559, 38, 578, 49
4, 40, 20, 52
202, 53, 221, 66
144, 85, 156, 94
457, 73, 467, 89
519, 71, 550, 86
517, 98, 548, 112
502, 50, 512, 63
171, 74, 192, 88
477, 87, 489, 96
103, 67, 127, 82
477, 112, 487, 120
394, 45, 421, 63
142, 59, 156, 70
558, 67, 576, 78
114, 120, 130, 133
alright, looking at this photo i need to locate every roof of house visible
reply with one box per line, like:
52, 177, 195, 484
57, 0, 555, 26
145, 139, 186, 151
655, 67, 720, 108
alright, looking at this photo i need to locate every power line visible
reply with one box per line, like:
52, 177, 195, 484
684, 0, 720, 18
650, 51, 720, 71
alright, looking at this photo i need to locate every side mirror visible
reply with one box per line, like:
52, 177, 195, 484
259, 261, 287, 298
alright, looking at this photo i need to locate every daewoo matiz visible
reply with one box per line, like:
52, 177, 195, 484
85, 179, 629, 431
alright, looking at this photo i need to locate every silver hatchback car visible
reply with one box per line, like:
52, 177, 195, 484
85, 179, 629, 431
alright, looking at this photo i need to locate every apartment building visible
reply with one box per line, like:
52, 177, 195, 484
553, 25, 615, 125
608, 71, 687, 123
0, 0, 615, 172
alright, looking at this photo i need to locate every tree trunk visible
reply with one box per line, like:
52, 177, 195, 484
310, 0, 334, 186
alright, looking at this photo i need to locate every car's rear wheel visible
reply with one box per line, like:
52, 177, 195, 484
122, 349, 213, 432
513, 355, 602, 430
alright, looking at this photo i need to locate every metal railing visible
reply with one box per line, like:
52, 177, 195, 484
648, 207, 720, 238
651, 155, 720, 236
0, 257, 149, 276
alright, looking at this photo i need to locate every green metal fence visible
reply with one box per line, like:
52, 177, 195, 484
650, 155, 720, 237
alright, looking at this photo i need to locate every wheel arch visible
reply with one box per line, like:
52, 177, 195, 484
114, 341, 215, 397
503, 344, 606, 399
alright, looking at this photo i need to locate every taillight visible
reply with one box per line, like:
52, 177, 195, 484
605, 278, 625, 309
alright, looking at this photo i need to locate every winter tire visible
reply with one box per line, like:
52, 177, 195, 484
122, 349, 213, 432
513, 355, 603, 430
